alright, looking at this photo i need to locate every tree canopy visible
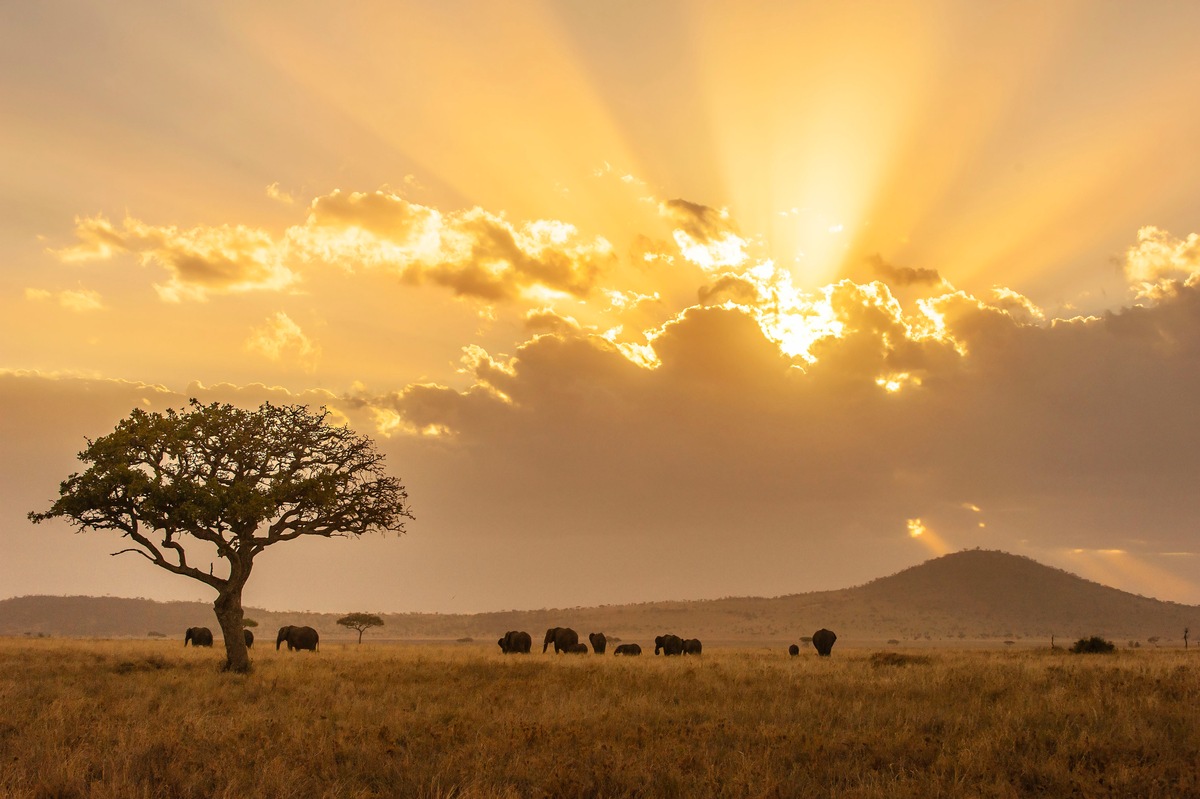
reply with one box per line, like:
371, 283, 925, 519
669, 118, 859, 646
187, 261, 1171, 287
337, 612, 385, 643
30, 399, 413, 671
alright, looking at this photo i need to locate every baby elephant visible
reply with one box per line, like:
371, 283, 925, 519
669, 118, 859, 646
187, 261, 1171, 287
788, 644, 800, 656
566, 642, 589, 654
613, 643, 642, 656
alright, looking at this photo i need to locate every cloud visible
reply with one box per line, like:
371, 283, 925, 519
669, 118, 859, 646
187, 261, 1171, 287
24, 287, 105, 312
1124, 225, 1200, 299
866, 253, 944, 288
50, 190, 620, 305
339, 270, 1200, 586
297, 190, 617, 301
245, 312, 319, 371
53, 215, 297, 302
266, 182, 295, 205
698, 275, 762, 307
660, 199, 748, 269
524, 308, 585, 335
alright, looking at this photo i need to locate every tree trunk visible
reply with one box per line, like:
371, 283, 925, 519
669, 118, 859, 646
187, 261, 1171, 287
214, 585, 250, 673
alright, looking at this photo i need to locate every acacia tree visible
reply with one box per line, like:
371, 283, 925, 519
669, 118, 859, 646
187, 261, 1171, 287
29, 400, 413, 673
337, 612, 384, 644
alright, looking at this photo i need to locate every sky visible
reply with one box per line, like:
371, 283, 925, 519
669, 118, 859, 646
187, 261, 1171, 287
4, 1, 1200, 615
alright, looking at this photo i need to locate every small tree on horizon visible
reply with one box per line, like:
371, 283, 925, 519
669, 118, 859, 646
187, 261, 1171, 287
29, 400, 413, 673
337, 612, 385, 644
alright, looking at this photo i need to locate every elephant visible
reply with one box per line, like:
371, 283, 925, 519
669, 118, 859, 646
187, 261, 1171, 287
812, 628, 837, 656
276, 625, 320, 652
498, 630, 533, 654
682, 638, 702, 655
184, 626, 213, 647
543, 627, 580, 653
613, 643, 642, 656
566, 642, 589, 654
244, 629, 254, 649
589, 632, 607, 654
654, 634, 684, 655
788, 644, 800, 656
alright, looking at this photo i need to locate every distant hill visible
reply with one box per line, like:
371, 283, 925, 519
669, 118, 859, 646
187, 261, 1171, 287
1, 551, 1196, 646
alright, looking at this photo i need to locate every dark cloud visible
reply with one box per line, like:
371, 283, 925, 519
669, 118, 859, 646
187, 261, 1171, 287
866, 253, 943, 287
698, 275, 762, 306
343, 282, 1200, 603
661, 198, 739, 244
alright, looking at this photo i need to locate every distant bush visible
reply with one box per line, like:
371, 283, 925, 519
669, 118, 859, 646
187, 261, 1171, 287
1071, 636, 1116, 654
147, 631, 166, 638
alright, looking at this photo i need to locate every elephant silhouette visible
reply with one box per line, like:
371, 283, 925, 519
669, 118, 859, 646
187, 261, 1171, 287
498, 630, 532, 654
654, 634, 683, 655
613, 643, 642, 656
588, 632, 607, 654
184, 627, 213, 647
682, 638, 702, 655
543, 627, 580, 653
811, 628, 837, 656
276, 625, 320, 652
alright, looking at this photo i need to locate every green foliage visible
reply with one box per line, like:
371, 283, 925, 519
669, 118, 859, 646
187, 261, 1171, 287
1071, 636, 1116, 654
29, 400, 413, 586
28, 399, 412, 672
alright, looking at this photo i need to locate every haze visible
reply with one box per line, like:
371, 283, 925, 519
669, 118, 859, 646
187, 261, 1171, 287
4, 1, 1200, 614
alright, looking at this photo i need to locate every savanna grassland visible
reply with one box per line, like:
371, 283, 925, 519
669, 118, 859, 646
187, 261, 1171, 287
2, 638, 1197, 799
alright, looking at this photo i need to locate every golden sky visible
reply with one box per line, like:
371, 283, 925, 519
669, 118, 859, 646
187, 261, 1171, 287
4, 1, 1200, 613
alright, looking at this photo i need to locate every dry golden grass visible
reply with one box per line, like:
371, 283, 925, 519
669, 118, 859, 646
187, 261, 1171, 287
1, 638, 1197, 798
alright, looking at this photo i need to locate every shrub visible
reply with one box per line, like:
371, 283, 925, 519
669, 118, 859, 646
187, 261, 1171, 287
1071, 636, 1116, 654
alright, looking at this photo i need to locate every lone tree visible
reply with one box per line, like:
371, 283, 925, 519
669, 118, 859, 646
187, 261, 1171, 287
337, 612, 385, 643
29, 400, 413, 673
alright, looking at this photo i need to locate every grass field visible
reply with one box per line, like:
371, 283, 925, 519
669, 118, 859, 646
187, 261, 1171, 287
1, 638, 1197, 798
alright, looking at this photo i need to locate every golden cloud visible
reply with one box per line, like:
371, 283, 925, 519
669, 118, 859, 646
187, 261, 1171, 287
244, 312, 320, 371
297, 190, 616, 300
53, 215, 297, 302
24, 287, 105, 312
51, 191, 620, 305
660, 199, 748, 270
1124, 226, 1200, 299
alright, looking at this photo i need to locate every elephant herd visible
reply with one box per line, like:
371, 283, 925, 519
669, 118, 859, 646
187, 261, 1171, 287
499, 627, 837, 657
182, 625, 319, 652
183, 623, 835, 658
498, 627, 690, 655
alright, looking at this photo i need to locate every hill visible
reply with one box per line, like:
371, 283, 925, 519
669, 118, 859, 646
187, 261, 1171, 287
1, 550, 1196, 645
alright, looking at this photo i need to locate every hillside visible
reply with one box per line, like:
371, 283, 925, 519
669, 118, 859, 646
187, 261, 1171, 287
1, 551, 1196, 645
